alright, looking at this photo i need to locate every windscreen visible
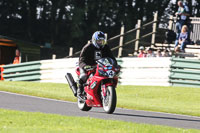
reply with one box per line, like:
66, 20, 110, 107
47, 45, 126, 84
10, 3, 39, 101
97, 57, 116, 67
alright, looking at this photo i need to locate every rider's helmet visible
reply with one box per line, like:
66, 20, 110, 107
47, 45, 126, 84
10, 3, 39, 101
92, 31, 106, 49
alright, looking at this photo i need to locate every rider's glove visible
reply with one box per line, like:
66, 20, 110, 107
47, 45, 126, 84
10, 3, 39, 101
84, 65, 92, 70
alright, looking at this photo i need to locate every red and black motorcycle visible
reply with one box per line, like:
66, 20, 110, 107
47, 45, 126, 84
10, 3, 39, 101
65, 57, 120, 114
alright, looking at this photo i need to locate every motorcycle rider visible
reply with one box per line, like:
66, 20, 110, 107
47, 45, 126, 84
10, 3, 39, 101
77, 31, 117, 98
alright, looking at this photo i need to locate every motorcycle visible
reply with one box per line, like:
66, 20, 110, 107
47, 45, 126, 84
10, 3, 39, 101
65, 57, 120, 114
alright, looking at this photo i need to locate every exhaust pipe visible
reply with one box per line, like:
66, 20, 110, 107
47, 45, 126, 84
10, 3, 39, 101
65, 73, 77, 97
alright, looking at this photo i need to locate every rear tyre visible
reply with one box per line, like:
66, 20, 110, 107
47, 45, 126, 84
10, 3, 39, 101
102, 86, 117, 114
77, 99, 92, 111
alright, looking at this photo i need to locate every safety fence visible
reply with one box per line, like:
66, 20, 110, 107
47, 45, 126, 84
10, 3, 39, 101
1, 58, 77, 83
3, 57, 200, 87
1, 57, 171, 86
169, 57, 200, 87
118, 57, 170, 86
2, 61, 41, 81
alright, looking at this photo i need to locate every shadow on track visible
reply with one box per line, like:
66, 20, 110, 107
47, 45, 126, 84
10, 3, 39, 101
112, 112, 200, 123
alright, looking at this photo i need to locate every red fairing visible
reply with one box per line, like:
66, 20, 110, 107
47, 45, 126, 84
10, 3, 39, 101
76, 58, 119, 107
85, 76, 104, 107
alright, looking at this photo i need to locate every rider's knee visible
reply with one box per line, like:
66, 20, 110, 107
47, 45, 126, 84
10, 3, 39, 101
79, 68, 87, 84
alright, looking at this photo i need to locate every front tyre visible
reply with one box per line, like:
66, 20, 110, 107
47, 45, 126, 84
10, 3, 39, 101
102, 86, 117, 114
77, 99, 92, 111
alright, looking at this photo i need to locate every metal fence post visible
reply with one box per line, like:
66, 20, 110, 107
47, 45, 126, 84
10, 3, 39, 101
69, 47, 73, 56
105, 33, 108, 42
135, 20, 141, 52
151, 12, 158, 47
118, 25, 125, 58
25, 54, 28, 62
52, 54, 56, 60
168, 15, 173, 30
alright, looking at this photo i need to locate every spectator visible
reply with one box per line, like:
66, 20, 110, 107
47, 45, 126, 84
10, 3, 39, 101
156, 49, 162, 57
138, 46, 146, 58
13, 49, 20, 64
175, 1, 190, 39
146, 47, 155, 57
174, 25, 190, 52
162, 49, 170, 57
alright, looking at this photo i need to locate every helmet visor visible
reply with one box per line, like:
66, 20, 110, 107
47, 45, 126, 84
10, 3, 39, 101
96, 38, 105, 45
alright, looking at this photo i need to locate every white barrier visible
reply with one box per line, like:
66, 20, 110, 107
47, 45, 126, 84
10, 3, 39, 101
119, 57, 171, 86
39, 58, 78, 83
38, 57, 171, 86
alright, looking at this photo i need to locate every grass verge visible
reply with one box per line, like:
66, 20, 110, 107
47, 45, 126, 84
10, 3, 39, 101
0, 109, 199, 133
0, 81, 200, 116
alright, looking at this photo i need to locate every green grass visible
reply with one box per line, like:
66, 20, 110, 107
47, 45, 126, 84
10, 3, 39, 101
117, 85, 200, 117
0, 109, 199, 133
0, 81, 76, 101
0, 81, 200, 117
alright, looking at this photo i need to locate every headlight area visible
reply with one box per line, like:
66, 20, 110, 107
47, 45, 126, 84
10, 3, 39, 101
98, 70, 108, 77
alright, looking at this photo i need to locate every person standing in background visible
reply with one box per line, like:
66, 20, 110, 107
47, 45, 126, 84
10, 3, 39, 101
13, 49, 21, 64
175, 1, 190, 40
138, 46, 146, 58
146, 47, 156, 57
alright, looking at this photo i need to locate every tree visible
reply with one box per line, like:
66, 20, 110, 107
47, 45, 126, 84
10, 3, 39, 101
0, 0, 199, 58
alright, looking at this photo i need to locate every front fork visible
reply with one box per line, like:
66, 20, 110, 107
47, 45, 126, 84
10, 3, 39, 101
101, 81, 113, 100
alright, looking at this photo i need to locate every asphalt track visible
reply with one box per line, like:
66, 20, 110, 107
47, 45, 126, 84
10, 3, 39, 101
0, 91, 200, 130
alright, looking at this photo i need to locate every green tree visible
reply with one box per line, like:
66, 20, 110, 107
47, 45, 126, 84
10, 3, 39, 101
0, 0, 200, 57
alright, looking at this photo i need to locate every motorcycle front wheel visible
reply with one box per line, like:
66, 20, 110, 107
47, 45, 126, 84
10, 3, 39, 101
77, 98, 92, 111
102, 86, 117, 114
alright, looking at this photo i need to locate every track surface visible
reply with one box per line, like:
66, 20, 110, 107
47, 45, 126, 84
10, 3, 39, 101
0, 91, 200, 129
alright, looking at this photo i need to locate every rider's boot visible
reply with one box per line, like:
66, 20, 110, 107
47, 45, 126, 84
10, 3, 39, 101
77, 80, 86, 100
77, 84, 83, 97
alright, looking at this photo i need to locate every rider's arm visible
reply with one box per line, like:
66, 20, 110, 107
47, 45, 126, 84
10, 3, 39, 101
103, 45, 118, 64
79, 44, 89, 69
79, 43, 95, 69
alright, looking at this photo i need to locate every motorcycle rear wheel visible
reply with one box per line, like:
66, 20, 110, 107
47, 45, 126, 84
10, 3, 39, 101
102, 86, 117, 114
77, 98, 92, 111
